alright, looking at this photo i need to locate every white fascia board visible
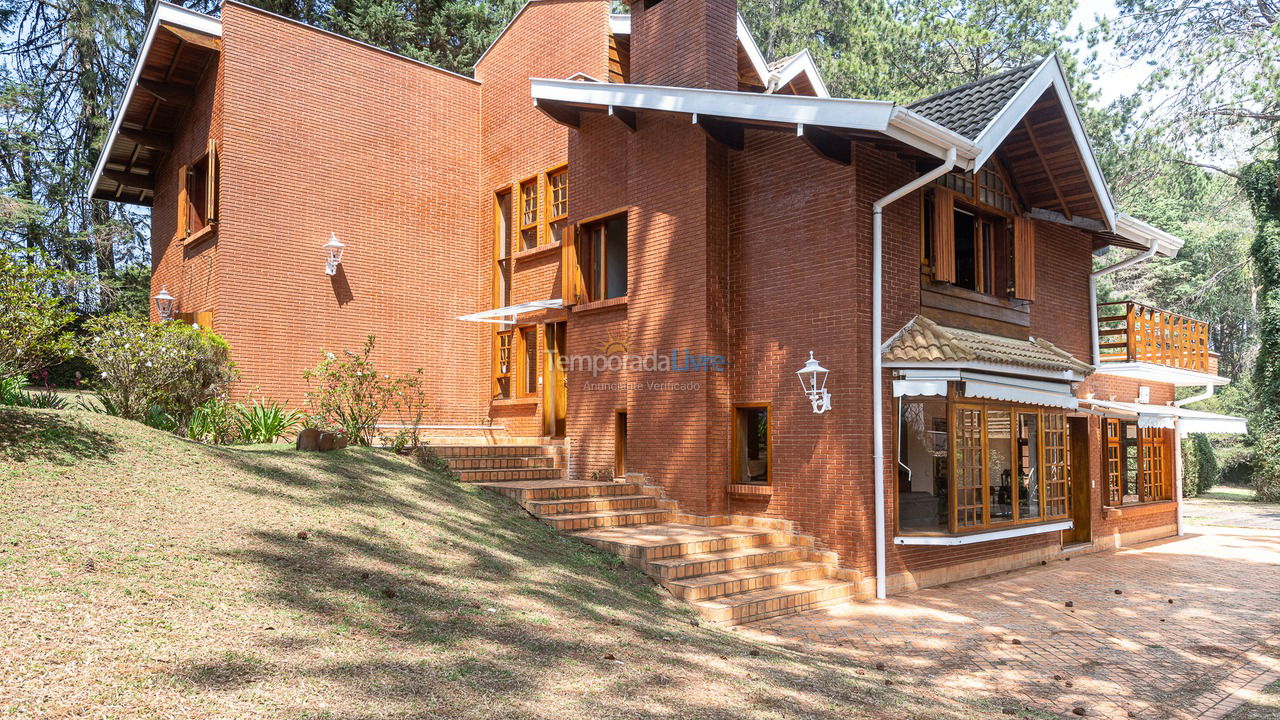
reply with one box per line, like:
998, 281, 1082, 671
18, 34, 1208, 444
531, 78, 981, 163
532, 77, 894, 128
1093, 362, 1230, 387
1115, 213, 1185, 257
768, 48, 830, 98
971, 56, 1117, 230
895, 520, 1073, 546
887, 107, 981, 167
736, 14, 770, 87
88, 1, 222, 199
884, 360, 1083, 383
609, 13, 630, 35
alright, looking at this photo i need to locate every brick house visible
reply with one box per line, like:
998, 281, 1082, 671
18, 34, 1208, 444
90, 0, 1246, 613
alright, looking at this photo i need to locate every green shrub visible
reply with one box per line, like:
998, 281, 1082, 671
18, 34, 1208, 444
189, 397, 243, 445
0, 254, 76, 381
0, 375, 67, 409
1181, 434, 1221, 497
82, 314, 237, 429
302, 336, 426, 447
237, 399, 302, 444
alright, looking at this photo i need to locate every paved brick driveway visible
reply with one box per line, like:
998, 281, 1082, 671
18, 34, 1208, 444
744, 525, 1280, 719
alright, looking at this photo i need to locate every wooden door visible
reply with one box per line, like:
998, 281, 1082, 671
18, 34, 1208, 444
541, 322, 567, 437
1067, 416, 1092, 544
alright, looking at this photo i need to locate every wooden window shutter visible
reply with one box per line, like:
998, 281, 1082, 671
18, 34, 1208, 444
206, 139, 218, 223
176, 165, 190, 238
1013, 215, 1036, 301
931, 188, 956, 282
560, 224, 579, 305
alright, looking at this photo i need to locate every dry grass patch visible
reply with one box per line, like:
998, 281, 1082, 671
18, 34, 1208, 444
1, 407, 1041, 719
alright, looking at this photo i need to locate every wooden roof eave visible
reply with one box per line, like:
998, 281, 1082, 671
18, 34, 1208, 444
88, 2, 222, 206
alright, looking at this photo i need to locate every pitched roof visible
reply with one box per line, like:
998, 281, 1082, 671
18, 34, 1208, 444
882, 316, 1092, 375
907, 62, 1039, 140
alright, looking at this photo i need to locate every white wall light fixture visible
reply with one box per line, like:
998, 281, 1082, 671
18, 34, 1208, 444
796, 351, 831, 414
324, 233, 346, 276
153, 285, 176, 321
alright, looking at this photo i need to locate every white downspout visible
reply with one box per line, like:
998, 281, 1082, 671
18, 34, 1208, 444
1174, 384, 1214, 407
1089, 243, 1159, 366
872, 147, 957, 600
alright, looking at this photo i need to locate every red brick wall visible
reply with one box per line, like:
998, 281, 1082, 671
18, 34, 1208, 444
149, 46, 222, 324
214, 4, 487, 424
564, 111, 630, 476
475, 0, 610, 437
630, 0, 737, 89
724, 130, 864, 559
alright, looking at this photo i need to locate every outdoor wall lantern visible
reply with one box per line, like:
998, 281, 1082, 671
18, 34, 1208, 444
324, 232, 346, 276
153, 285, 176, 322
796, 351, 831, 414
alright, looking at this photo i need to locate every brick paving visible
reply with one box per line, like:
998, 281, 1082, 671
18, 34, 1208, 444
745, 524, 1280, 719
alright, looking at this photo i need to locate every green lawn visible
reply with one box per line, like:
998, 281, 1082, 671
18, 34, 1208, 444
0, 406, 1034, 719
1201, 485, 1258, 501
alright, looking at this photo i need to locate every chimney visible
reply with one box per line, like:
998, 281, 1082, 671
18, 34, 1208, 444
628, 0, 738, 90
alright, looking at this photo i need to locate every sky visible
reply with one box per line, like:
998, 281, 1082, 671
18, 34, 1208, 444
1068, 0, 1151, 105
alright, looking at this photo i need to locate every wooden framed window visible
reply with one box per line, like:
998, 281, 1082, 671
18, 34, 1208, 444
491, 188, 514, 399
519, 177, 539, 250
495, 187, 513, 307
545, 166, 568, 247
1043, 413, 1070, 517
572, 213, 627, 304
953, 406, 985, 529
518, 325, 538, 398
615, 410, 627, 477
1104, 419, 1172, 505
494, 330, 513, 399
924, 161, 1034, 300
898, 393, 1073, 535
733, 404, 770, 485
177, 138, 218, 240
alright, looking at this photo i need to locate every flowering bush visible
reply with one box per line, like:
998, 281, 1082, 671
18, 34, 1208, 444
82, 314, 237, 428
302, 335, 427, 447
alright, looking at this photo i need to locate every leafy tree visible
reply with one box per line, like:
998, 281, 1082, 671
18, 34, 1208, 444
739, 0, 1079, 102
0, 252, 76, 381
1094, 0, 1280, 158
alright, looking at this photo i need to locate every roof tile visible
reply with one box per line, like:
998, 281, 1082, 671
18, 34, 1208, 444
907, 62, 1040, 140
883, 315, 1092, 375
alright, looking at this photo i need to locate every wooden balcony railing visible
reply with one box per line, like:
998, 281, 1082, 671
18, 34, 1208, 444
1097, 301, 1211, 373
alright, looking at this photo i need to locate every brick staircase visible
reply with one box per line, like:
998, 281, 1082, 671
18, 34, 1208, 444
464, 470, 856, 626
431, 443, 566, 484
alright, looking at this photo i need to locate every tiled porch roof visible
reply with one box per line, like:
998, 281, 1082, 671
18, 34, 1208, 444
883, 315, 1092, 375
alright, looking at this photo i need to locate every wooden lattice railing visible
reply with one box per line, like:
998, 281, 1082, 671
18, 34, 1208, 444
1097, 301, 1211, 372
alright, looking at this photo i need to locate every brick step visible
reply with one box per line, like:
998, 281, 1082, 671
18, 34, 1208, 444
432, 444, 563, 459
479, 480, 641, 502
525, 494, 660, 515
575, 523, 788, 562
445, 456, 558, 470
690, 579, 856, 625
664, 561, 829, 601
545, 508, 672, 532
644, 544, 811, 581
455, 467, 564, 483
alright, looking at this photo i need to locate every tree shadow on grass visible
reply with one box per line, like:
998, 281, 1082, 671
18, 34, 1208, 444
0, 407, 119, 465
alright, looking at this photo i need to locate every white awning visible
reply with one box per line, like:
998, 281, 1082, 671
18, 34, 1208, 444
1079, 398, 1248, 436
893, 369, 1078, 410
456, 299, 564, 324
